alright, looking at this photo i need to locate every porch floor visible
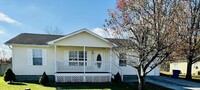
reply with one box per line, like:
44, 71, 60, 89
56, 72, 110, 73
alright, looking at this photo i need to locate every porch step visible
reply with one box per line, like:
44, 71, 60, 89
123, 75, 138, 82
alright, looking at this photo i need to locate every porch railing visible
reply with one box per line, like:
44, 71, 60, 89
56, 61, 111, 73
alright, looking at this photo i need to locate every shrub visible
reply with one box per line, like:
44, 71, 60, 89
114, 72, 122, 83
3, 68, 16, 83
39, 72, 49, 86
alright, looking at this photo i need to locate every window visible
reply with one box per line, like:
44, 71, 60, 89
69, 51, 87, 66
32, 49, 42, 65
119, 53, 126, 66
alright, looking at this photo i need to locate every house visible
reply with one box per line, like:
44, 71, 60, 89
170, 61, 200, 75
5, 28, 160, 83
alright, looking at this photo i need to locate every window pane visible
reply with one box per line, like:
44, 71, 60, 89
85, 51, 87, 58
119, 53, 126, 60
33, 58, 42, 65
33, 49, 42, 58
69, 62, 78, 66
79, 62, 84, 66
119, 60, 126, 66
79, 51, 83, 58
69, 51, 77, 61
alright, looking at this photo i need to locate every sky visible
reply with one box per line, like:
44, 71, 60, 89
0, 0, 117, 58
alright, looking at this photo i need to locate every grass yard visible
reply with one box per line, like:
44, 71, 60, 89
0, 76, 55, 90
0, 76, 170, 90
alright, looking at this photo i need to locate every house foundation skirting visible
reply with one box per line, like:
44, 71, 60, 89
16, 75, 55, 82
55, 73, 111, 83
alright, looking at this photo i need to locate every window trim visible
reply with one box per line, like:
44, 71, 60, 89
32, 49, 43, 66
119, 53, 127, 67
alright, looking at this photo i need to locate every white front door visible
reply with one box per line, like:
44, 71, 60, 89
94, 51, 104, 70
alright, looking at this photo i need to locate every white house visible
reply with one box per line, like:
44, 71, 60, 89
5, 28, 160, 83
170, 62, 200, 75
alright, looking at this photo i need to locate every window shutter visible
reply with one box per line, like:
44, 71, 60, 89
27, 49, 33, 65
42, 49, 47, 65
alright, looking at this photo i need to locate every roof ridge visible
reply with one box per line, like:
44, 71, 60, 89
20, 33, 64, 36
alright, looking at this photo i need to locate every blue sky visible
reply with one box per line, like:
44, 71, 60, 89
0, 0, 116, 58
0, 0, 116, 46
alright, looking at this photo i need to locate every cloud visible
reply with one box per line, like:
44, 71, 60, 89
0, 12, 21, 25
0, 28, 6, 35
92, 28, 114, 38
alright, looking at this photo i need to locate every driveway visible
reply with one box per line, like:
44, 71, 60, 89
146, 76, 200, 90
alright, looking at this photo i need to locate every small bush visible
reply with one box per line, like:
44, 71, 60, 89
114, 72, 122, 83
39, 72, 49, 86
3, 68, 16, 83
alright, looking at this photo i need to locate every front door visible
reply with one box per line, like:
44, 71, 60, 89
95, 51, 104, 69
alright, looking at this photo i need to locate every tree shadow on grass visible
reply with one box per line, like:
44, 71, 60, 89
8, 82, 27, 85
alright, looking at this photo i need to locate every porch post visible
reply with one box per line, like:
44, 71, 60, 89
83, 46, 86, 73
83, 46, 86, 82
109, 48, 112, 82
54, 45, 57, 73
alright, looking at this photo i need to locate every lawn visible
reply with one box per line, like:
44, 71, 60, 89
0, 76, 55, 90
0, 76, 170, 90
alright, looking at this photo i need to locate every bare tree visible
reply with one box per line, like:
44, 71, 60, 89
105, 0, 183, 90
44, 26, 64, 35
177, 0, 200, 80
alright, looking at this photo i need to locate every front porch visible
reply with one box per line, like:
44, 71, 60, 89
54, 45, 112, 83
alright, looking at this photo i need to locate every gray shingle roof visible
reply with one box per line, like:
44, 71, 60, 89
5, 33, 127, 46
5, 33, 64, 45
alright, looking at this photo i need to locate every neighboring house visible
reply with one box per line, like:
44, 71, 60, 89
170, 61, 200, 75
5, 28, 160, 83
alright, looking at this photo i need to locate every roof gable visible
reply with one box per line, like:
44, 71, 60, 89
47, 28, 110, 44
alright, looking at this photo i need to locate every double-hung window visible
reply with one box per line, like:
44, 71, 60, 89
32, 49, 43, 65
119, 53, 127, 66
69, 51, 87, 66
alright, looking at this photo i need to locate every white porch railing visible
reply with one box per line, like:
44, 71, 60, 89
56, 61, 111, 73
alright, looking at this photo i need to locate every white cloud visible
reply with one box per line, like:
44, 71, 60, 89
0, 12, 21, 25
92, 28, 114, 38
0, 28, 6, 35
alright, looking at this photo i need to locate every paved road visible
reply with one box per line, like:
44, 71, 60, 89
146, 76, 200, 90
124, 76, 200, 90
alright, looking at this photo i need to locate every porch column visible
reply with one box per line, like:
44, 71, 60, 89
54, 45, 57, 73
109, 48, 112, 73
83, 46, 86, 73
109, 48, 112, 82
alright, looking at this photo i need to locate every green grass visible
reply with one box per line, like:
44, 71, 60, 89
0, 76, 170, 90
0, 76, 55, 90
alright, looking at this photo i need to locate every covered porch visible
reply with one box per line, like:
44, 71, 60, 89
54, 45, 112, 82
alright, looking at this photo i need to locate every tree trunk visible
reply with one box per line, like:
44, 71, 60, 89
138, 75, 145, 90
186, 60, 192, 80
